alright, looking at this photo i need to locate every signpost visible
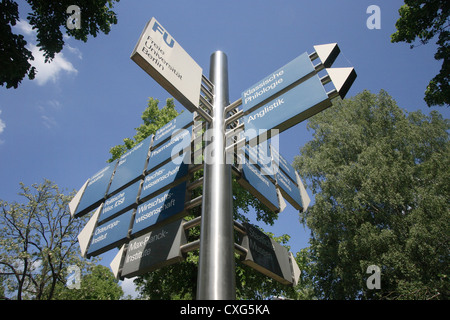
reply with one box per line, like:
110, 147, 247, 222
131, 17, 203, 113
69, 16, 357, 300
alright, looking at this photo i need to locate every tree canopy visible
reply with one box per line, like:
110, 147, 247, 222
294, 90, 449, 299
0, 0, 120, 89
0, 180, 124, 300
51, 264, 123, 300
391, 0, 449, 107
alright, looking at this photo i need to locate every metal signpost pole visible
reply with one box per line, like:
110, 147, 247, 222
197, 51, 236, 300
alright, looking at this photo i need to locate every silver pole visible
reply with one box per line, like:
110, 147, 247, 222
196, 51, 235, 300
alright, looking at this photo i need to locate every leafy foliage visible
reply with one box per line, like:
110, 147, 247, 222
0, 180, 98, 299
294, 90, 449, 299
51, 265, 123, 300
391, 0, 449, 106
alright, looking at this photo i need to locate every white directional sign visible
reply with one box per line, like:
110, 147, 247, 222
131, 17, 203, 113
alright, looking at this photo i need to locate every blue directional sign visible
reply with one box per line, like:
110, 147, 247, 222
244, 75, 330, 139
153, 111, 194, 148
239, 163, 279, 212
147, 126, 192, 171
243, 143, 275, 176
87, 209, 133, 257
140, 154, 189, 201
98, 180, 141, 223
276, 169, 303, 211
132, 182, 187, 236
242, 52, 315, 113
108, 135, 153, 195
270, 145, 298, 183
75, 162, 117, 217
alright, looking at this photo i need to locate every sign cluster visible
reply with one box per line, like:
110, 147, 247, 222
70, 111, 195, 260
69, 17, 356, 289
237, 143, 310, 214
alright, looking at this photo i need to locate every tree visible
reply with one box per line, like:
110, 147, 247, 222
51, 264, 123, 300
0, 0, 119, 89
294, 90, 449, 299
109, 97, 297, 299
0, 179, 97, 300
391, 0, 449, 107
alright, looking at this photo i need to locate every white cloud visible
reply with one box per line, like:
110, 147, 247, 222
120, 277, 140, 299
13, 20, 81, 86
14, 20, 36, 36
30, 44, 78, 86
66, 44, 83, 60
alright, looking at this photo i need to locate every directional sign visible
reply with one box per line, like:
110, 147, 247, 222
241, 52, 315, 113
147, 126, 192, 171
98, 180, 141, 223
243, 143, 277, 176
72, 161, 117, 217
238, 163, 280, 212
132, 181, 187, 236
87, 209, 133, 257
77, 205, 101, 257
140, 153, 189, 201
270, 145, 310, 212
240, 223, 296, 285
131, 17, 203, 113
275, 169, 304, 212
270, 145, 296, 182
244, 74, 330, 140
108, 135, 153, 195
313, 43, 340, 68
120, 219, 187, 278
153, 111, 194, 148
241, 44, 356, 144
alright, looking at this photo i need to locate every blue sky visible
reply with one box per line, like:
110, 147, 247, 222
1, 1, 449, 296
